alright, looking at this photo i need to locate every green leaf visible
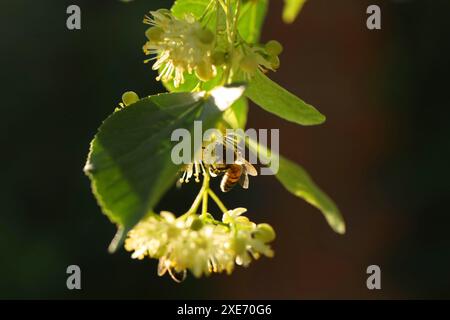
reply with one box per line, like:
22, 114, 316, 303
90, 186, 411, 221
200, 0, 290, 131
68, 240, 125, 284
171, 0, 212, 19
162, 71, 200, 93
246, 70, 325, 126
222, 97, 249, 129
161, 69, 250, 129
283, 0, 307, 24
238, 0, 269, 43
276, 157, 345, 234
247, 138, 345, 234
85, 86, 245, 252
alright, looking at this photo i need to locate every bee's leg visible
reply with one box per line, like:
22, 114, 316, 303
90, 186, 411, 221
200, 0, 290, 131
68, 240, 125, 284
220, 175, 229, 193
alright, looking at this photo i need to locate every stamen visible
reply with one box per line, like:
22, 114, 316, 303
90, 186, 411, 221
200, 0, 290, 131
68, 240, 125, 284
156, 62, 171, 80
179, 170, 187, 184
209, 167, 217, 177
194, 162, 200, 182
208, 258, 218, 273
157, 256, 169, 276
168, 267, 187, 283
199, 161, 207, 176
185, 165, 193, 183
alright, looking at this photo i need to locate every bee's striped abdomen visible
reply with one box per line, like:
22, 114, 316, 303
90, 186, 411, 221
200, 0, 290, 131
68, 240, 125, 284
220, 165, 242, 192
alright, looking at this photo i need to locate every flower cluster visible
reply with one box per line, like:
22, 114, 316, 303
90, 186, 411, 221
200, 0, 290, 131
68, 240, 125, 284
143, 9, 216, 87
142, 10, 284, 87
125, 209, 275, 282
130, 6, 283, 283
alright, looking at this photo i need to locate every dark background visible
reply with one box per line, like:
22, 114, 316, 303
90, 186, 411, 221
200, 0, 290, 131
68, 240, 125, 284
1, 0, 449, 299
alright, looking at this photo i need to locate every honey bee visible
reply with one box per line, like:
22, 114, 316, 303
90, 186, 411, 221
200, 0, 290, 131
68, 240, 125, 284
207, 141, 258, 192
215, 159, 258, 192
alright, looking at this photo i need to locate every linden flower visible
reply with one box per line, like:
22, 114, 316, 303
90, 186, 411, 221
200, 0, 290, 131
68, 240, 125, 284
178, 136, 247, 186
223, 208, 275, 267
178, 160, 224, 185
125, 209, 275, 282
178, 139, 225, 185
179, 161, 206, 184
168, 223, 234, 278
238, 40, 284, 80
143, 9, 216, 87
124, 211, 183, 260
125, 211, 234, 282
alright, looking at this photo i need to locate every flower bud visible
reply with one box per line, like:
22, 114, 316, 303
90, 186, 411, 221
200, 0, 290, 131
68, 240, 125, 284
190, 218, 204, 231
196, 28, 215, 44
254, 223, 276, 243
265, 40, 283, 56
122, 91, 139, 106
155, 9, 171, 17
211, 51, 226, 66
195, 61, 215, 82
268, 55, 280, 70
145, 27, 163, 42
240, 54, 258, 75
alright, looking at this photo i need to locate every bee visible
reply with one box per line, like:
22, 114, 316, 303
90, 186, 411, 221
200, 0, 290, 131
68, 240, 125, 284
207, 141, 258, 192
216, 159, 258, 192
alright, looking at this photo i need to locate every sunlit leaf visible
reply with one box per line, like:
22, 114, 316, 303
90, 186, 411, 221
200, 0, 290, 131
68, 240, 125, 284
238, 0, 269, 43
283, 0, 307, 24
246, 70, 325, 126
85, 86, 245, 252
222, 97, 249, 129
247, 138, 345, 234
171, 0, 212, 19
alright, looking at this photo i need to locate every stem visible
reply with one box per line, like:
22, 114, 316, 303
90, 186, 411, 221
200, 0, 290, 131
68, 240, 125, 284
224, 0, 241, 84
182, 169, 211, 218
202, 189, 208, 218
180, 173, 229, 222
218, 0, 227, 12
232, 0, 241, 40
201, 174, 210, 218
199, 0, 216, 22
226, 0, 233, 44
208, 188, 228, 214
184, 185, 204, 217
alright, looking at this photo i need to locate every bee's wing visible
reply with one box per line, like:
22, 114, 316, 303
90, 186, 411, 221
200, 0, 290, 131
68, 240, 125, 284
239, 171, 250, 189
242, 159, 258, 176
235, 157, 258, 175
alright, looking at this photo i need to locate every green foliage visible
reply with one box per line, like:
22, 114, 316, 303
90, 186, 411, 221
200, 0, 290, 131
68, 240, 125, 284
276, 157, 345, 234
162, 71, 199, 93
222, 97, 249, 129
246, 70, 325, 126
85, 87, 244, 251
171, 0, 211, 19
162, 68, 249, 130
238, 0, 269, 43
172, 0, 268, 44
247, 138, 345, 234
283, 0, 308, 24
86, 0, 344, 265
